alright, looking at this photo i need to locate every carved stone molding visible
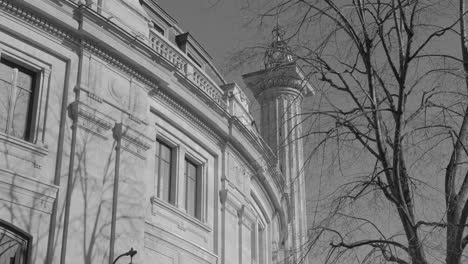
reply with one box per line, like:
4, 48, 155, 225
82, 40, 160, 91
145, 222, 218, 262
150, 89, 222, 144
237, 204, 256, 226
0, 0, 161, 94
261, 77, 307, 91
0, 168, 58, 214
113, 123, 152, 159
219, 188, 243, 212
0, 0, 79, 44
258, 88, 303, 103
68, 101, 114, 138
150, 196, 212, 234
86, 90, 104, 104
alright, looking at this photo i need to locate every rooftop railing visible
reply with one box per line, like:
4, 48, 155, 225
149, 32, 225, 108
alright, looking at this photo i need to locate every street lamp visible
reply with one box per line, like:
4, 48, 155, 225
112, 248, 137, 264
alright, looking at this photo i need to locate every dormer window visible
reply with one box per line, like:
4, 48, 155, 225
150, 21, 165, 36
187, 53, 202, 68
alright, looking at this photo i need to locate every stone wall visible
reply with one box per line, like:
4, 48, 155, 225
0, 1, 294, 264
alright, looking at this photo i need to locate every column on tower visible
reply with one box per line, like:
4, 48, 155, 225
242, 26, 314, 263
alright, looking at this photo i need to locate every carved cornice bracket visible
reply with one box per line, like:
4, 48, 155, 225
113, 122, 153, 160
68, 101, 114, 139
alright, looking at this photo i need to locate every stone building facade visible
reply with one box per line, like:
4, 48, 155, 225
0, 1, 310, 264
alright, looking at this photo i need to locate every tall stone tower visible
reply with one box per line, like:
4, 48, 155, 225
242, 27, 313, 263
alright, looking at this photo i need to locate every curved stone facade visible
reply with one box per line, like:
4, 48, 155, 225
0, 1, 308, 264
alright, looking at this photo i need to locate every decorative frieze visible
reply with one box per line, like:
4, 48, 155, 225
87, 91, 104, 104
128, 113, 145, 125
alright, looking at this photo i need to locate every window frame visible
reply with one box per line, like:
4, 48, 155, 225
0, 219, 32, 264
0, 47, 51, 147
0, 57, 39, 142
184, 157, 202, 220
154, 138, 177, 205
149, 20, 166, 37
152, 122, 209, 224
153, 24, 165, 36
187, 52, 202, 69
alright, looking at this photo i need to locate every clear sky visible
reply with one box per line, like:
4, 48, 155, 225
155, 0, 272, 82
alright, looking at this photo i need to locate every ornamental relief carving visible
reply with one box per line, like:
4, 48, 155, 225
106, 72, 130, 110
84, 57, 149, 123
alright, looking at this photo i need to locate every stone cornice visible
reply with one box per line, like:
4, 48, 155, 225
242, 62, 314, 99
82, 39, 160, 91
259, 78, 308, 92
140, 0, 181, 32
150, 89, 223, 144
0, 0, 79, 44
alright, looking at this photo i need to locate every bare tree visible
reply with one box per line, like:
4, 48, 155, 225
237, 0, 468, 263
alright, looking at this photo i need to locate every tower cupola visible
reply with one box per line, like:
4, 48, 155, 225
264, 26, 294, 69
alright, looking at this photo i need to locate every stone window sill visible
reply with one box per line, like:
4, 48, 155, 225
150, 196, 211, 233
0, 132, 48, 157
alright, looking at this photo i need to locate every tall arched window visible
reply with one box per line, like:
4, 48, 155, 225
0, 220, 31, 264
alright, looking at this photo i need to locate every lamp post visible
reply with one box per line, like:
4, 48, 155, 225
112, 248, 137, 264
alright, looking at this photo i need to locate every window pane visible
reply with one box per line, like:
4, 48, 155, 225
155, 140, 174, 204
16, 70, 33, 92
0, 61, 14, 81
160, 143, 171, 162
11, 88, 32, 139
153, 24, 165, 35
159, 160, 171, 202
187, 161, 197, 178
185, 160, 199, 218
0, 60, 35, 141
0, 62, 14, 134
0, 79, 11, 134
154, 153, 159, 193
186, 176, 196, 216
